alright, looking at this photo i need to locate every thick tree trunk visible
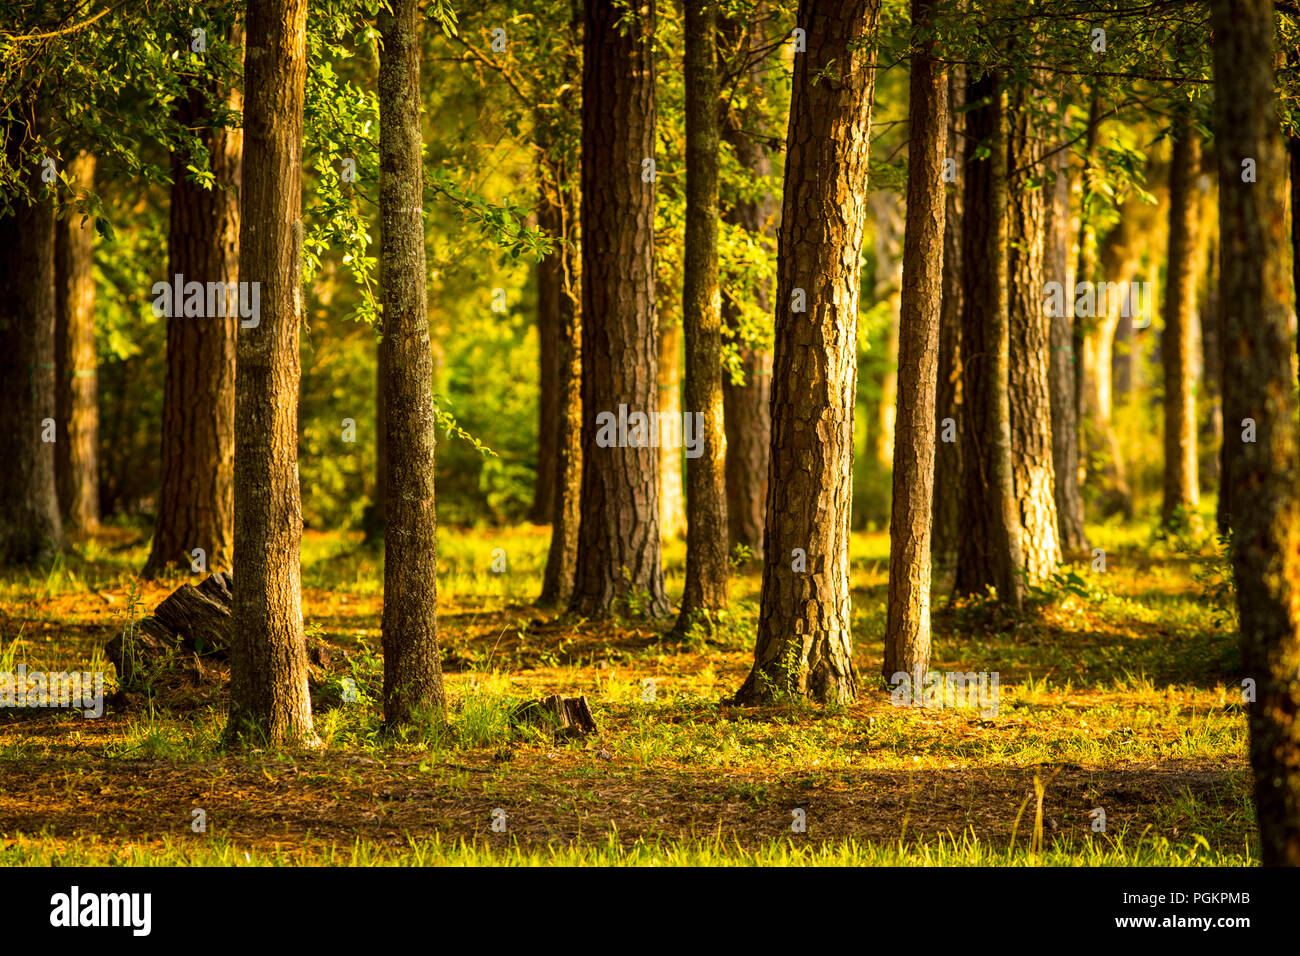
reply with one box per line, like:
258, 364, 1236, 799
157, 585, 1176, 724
676, 0, 729, 629
1007, 79, 1061, 587
1045, 109, 1086, 552
378, 0, 445, 726
227, 0, 316, 746
932, 62, 963, 587
884, 0, 946, 680
954, 71, 1023, 607
144, 37, 241, 577
720, 13, 774, 561
54, 152, 100, 534
734, 0, 880, 705
0, 102, 63, 565
1212, 0, 1300, 866
657, 319, 685, 540
568, 0, 669, 618
1162, 123, 1201, 531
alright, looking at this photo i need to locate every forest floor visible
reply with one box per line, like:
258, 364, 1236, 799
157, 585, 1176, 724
0, 516, 1257, 865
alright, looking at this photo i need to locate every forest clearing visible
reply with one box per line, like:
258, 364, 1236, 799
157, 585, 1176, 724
0, 522, 1255, 865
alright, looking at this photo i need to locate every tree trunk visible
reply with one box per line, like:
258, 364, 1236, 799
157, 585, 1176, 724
884, 0, 946, 680
538, 16, 583, 606
1212, 0, 1300, 866
932, 62, 964, 590
54, 152, 100, 534
0, 101, 63, 565
720, 13, 774, 561
734, 0, 881, 705
675, 0, 729, 629
378, 0, 445, 726
1046, 108, 1086, 552
144, 34, 241, 577
1007, 78, 1061, 587
227, 0, 316, 746
954, 71, 1023, 607
657, 319, 685, 540
568, 0, 669, 618
531, 158, 560, 526
872, 190, 904, 469
1162, 123, 1201, 531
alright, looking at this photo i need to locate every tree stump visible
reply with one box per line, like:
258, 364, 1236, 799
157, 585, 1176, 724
511, 694, 598, 739
106, 572, 233, 688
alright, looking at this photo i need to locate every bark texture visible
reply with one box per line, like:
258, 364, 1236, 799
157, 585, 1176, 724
144, 33, 242, 577
568, 0, 669, 617
932, 62, 964, 587
1212, 0, 1300, 866
0, 101, 63, 565
676, 0, 729, 628
954, 71, 1023, 607
884, 0, 946, 680
54, 152, 100, 534
1007, 79, 1061, 587
378, 0, 445, 726
734, 0, 881, 705
227, 0, 316, 746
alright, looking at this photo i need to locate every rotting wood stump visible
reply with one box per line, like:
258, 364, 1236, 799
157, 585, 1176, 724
511, 694, 598, 739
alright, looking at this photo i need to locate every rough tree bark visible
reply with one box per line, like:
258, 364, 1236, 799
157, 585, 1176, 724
932, 62, 964, 588
884, 0, 946, 680
1162, 122, 1201, 532
1212, 0, 1300, 866
144, 30, 242, 577
734, 0, 881, 705
0, 100, 63, 565
1007, 77, 1061, 587
675, 0, 729, 630
54, 152, 100, 534
226, 0, 316, 746
568, 0, 669, 617
954, 71, 1023, 607
378, 0, 445, 726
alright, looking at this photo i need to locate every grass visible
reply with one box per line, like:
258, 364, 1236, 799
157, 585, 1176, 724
0, 506, 1258, 866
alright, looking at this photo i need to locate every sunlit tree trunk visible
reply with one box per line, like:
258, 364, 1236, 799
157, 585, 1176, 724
1212, 0, 1300, 866
54, 152, 100, 534
735, 0, 881, 705
227, 0, 316, 746
884, 0, 946, 679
